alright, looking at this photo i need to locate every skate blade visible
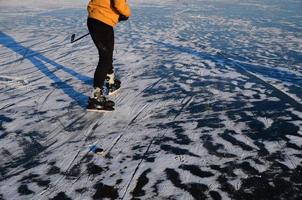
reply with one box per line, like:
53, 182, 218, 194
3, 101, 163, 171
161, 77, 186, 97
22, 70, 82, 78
108, 88, 121, 96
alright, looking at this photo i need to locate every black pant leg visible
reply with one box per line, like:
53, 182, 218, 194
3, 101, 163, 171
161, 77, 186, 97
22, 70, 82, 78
107, 29, 114, 75
87, 18, 114, 89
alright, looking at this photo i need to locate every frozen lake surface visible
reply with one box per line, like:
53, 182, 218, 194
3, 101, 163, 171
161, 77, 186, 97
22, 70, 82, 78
0, 0, 301, 199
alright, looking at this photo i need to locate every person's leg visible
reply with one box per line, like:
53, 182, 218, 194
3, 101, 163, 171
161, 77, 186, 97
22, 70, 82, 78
86, 18, 115, 110
87, 18, 114, 89
107, 30, 114, 75
105, 30, 122, 94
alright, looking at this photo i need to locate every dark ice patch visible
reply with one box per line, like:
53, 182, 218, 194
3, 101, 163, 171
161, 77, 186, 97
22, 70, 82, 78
87, 162, 104, 175
1, 148, 12, 158
19, 173, 40, 182
48, 160, 56, 165
248, 120, 300, 142
253, 141, 269, 157
289, 84, 302, 100
49, 192, 72, 200
18, 173, 50, 188
75, 187, 88, 194
286, 142, 302, 150
290, 165, 302, 184
233, 176, 283, 199
145, 156, 156, 163
174, 130, 193, 145
35, 178, 50, 187
0, 115, 13, 123
131, 168, 151, 197
151, 179, 164, 198
0, 114, 13, 135
216, 175, 236, 194
252, 99, 288, 113
264, 121, 299, 141
37, 85, 48, 90
56, 99, 66, 102
132, 153, 144, 160
218, 162, 302, 199
132, 144, 145, 150
0, 131, 9, 139
165, 168, 208, 199
220, 130, 254, 151
24, 130, 45, 139
209, 191, 222, 200
64, 118, 89, 132
116, 179, 122, 185
158, 122, 193, 145
155, 129, 193, 146
23, 159, 44, 170
65, 164, 81, 178
3, 136, 47, 173
266, 151, 287, 163
160, 144, 200, 157
93, 183, 119, 200
237, 162, 259, 175
47, 166, 61, 175
179, 164, 214, 178
18, 184, 34, 195
196, 117, 224, 129
201, 135, 237, 158
210, 165, 236, 178
169, 121, 193, 145
131, 148, 158, 162
248, 119, 265, 134
186, 102, 208, 114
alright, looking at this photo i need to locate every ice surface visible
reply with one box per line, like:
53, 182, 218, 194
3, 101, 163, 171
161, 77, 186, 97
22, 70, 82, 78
0, 0, 302, 199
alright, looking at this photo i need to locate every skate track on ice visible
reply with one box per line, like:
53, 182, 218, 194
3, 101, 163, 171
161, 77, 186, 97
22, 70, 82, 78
1, 0, 302, 199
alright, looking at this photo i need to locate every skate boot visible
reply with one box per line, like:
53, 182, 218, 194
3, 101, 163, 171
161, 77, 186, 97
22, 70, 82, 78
87, 87, 115, 112
106, 72, 121, 95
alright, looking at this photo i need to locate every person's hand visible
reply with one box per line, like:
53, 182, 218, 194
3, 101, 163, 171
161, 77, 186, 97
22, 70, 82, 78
119, 15, 129, 22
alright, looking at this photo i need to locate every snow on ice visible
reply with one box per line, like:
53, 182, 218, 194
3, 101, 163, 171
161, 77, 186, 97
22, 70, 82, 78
0, 0, 302, 199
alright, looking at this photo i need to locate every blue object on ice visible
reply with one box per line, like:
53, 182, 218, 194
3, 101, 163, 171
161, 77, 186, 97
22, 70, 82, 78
90, 145, 98, 153
90, 145, 104, 154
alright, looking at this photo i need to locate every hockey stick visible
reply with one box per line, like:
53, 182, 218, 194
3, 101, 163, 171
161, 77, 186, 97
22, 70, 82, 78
70, 33, 90, 43
71, 32, 107, 52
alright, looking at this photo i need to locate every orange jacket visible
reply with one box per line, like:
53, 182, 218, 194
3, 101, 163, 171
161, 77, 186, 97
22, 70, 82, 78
88, 0, 131, 27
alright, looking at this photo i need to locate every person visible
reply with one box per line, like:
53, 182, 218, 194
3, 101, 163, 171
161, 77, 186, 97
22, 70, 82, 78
86, 0, 131, 111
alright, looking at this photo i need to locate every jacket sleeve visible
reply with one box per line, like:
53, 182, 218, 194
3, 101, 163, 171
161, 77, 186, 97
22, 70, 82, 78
113, 0, 131, 17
